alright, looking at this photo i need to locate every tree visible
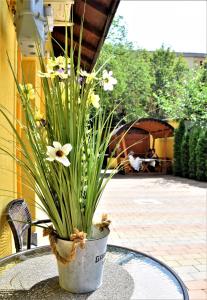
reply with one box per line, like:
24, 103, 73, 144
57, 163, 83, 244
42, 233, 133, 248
97, 16, 207, 123
196, 129, 207, 181
97, 39, 153, 124
188, 127, 199, 179
105, 15, 132, 47
182, 66, 207, 123
173, 120, 185, 176
181, 130, 190, 177
150, 47, 188, 119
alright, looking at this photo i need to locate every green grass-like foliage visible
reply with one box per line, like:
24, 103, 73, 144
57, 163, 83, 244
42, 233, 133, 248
1, 26, 121, 239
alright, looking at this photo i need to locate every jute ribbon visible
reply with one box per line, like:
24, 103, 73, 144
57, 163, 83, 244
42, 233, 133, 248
96, 214, 111, 231
43, 226, 86, 264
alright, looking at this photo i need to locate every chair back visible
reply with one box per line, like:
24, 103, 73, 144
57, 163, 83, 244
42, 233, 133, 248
6, 199, 32, 252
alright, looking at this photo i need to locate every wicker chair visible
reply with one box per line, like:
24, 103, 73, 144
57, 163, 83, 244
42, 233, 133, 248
6, 199, 50, 252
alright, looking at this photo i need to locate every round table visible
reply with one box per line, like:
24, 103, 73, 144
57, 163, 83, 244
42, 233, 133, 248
0, 245, 189, 300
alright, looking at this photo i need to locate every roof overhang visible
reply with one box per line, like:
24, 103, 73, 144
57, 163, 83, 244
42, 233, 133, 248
52, 0, 120, 71
114, 118, 174, 139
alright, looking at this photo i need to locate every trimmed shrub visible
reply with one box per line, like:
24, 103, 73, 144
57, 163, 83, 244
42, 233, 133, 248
181, 131, 190, 177
188, 127, 199, 179
196, 128, 207, 181
173, 120, 185, 176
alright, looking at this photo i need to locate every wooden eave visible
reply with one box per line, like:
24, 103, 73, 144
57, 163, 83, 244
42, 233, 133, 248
115, 118, 174, 139
52, 0, 120, 71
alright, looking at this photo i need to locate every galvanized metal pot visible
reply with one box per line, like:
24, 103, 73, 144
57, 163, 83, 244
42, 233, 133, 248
56, 226, 109, 293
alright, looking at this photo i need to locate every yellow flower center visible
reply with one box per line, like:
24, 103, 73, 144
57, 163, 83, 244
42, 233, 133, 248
56, 150, 64, 157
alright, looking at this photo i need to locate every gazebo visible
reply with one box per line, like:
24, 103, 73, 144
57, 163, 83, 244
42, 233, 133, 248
109, 118, 174, 173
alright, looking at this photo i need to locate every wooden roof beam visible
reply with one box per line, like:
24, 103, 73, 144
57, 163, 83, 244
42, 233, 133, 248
73, 14, 103, 38
74, 55, 91, 69
69, 36, 97, 52
90, 0, 120, 71
53, 31, 97, 52
73, 50, 93, 65
80, 0, 109, 15
52, 43, 92, 64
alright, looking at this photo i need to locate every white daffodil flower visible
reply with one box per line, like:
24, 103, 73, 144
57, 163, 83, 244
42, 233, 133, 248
46, 141, 72, 167
34, 110, 46, 127
38, 56, 70, 79
19, 83, 35, 99
102, 70, 117, 91
80, 70, 96, 84
80, 70, 89, 77
88, 90, 100, 108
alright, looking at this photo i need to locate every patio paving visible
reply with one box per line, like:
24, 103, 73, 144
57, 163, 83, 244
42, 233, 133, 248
96, 174, 207, 300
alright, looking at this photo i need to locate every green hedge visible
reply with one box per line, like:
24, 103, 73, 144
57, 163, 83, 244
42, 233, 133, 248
174, 122, 207, 181
196, 129, 207, 181
188, 128, 199, 179
173, 120, 185, 176
181, 131, 190, 177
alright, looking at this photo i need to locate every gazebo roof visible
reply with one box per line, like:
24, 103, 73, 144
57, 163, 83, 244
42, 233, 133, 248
114, 118, 174, 139
52, 0, 120, 72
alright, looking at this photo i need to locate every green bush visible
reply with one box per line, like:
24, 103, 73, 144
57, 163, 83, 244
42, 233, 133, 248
181, 131, 190, 177
206, 152, 207, 179
173, 120, 185, 176
196, 129, 207, 181
188, 127, 199, 179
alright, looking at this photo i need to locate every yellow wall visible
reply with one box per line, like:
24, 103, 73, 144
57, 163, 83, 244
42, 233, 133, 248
154, 120, 179, 159
155, 137, 174, 159
0, 3, 41, 257
20, 57, 42, 221
0, 1, 17, 257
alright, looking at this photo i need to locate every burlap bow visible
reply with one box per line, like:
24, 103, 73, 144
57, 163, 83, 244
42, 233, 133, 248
43, 226, 86, 264
96, 214, 111, 231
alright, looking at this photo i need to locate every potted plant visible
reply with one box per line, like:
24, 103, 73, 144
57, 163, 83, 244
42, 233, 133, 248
1, 23, 120, 293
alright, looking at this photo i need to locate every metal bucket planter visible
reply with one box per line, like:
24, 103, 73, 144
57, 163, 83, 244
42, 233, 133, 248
56, 226, 109, 293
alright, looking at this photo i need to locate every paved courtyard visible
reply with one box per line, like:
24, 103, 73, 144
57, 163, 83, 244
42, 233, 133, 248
96, 175, 207, 300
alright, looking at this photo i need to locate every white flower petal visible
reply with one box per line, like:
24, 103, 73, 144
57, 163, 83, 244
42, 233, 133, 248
105, 85, 113, 91
62, 143, 72, 155
46, 157, 55, 161
103, 85, 108, 91
53, 141, 62, 149
103, 83, 112, 91
56, 156, 70, 167
80, 70, 88, 77
111, 78, 117, 85
59, 73, 69, 79
46, 146, 56, 157
102, 70, 108, 79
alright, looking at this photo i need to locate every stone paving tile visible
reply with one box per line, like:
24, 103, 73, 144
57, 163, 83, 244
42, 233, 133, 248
191, 272, 207, 280
195, 265, 207, 272
165, 260, 181, 267
173, 266, 199, 274
96, 174, 207, 298
188, 290, 207, 300
186, 280, 207, 290
197, 258, 207, 264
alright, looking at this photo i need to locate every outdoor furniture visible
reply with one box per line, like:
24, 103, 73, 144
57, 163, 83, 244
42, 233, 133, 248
0, 245, 189, 299
140, 158, 156, 172
6, 199, 51, 252
110, 118, 174, 175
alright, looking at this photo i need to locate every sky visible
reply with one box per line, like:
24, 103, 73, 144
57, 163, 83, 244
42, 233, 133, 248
116, 0, 207, 53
